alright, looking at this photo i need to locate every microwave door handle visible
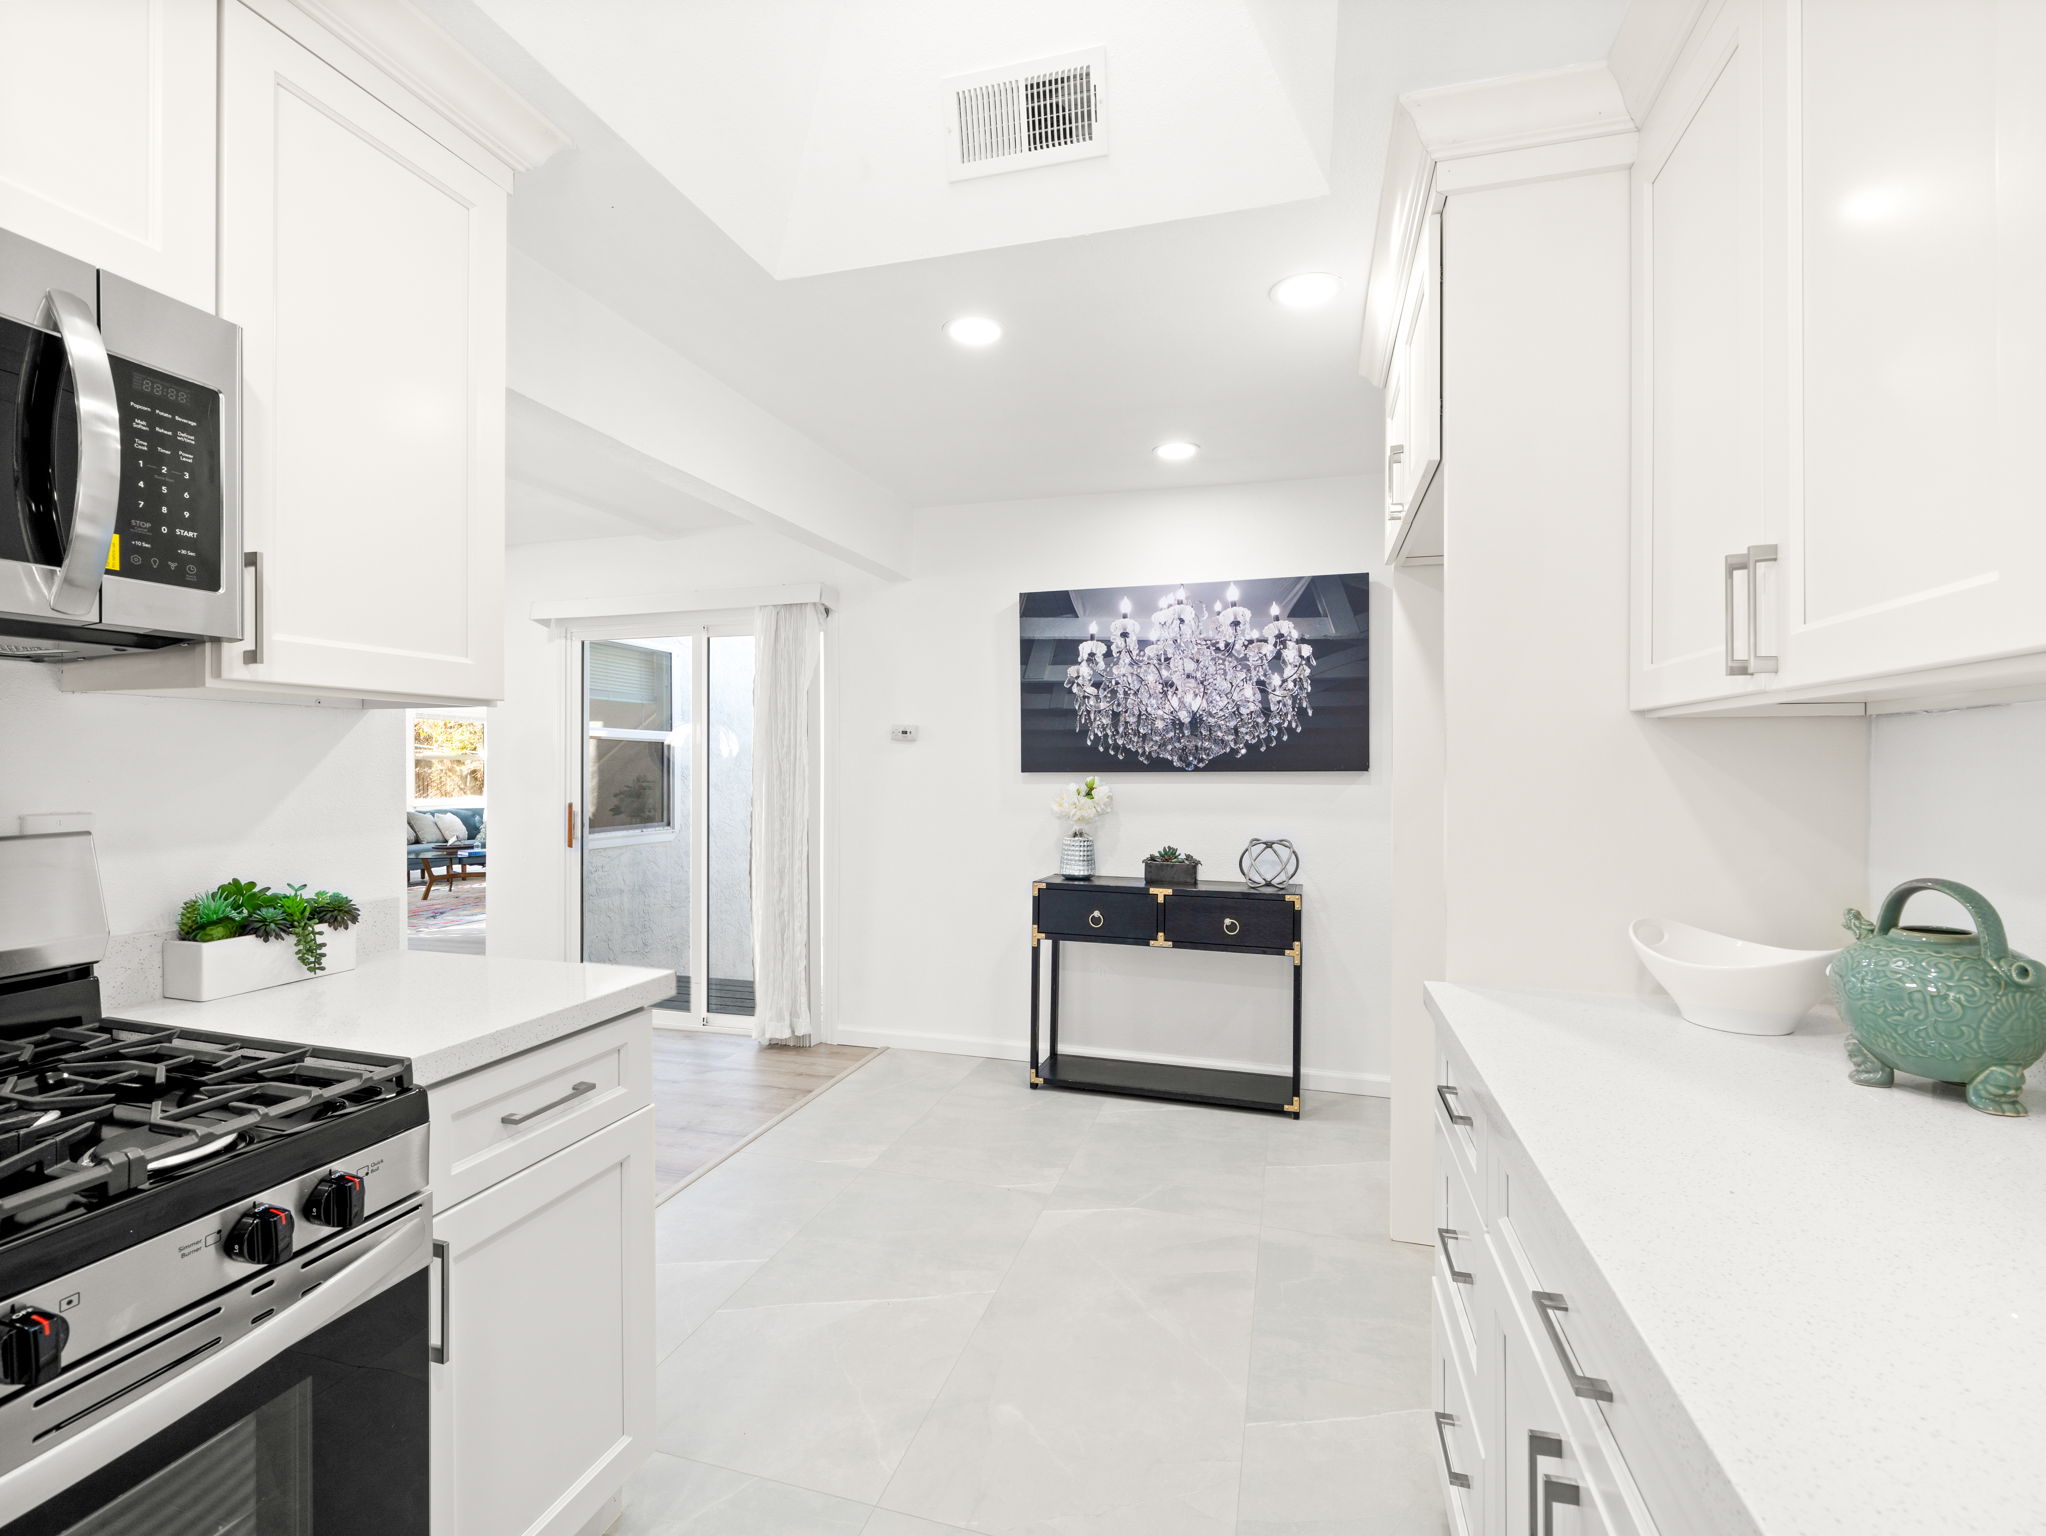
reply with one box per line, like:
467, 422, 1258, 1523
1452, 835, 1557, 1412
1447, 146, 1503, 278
0, 1206, 427, 1520
32, 289, 122, 617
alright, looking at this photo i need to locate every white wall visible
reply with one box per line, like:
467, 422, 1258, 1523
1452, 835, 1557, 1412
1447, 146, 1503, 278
492, 476, 1393, 1092
1869, 702, 2046, 949
0, 666, 405, 1005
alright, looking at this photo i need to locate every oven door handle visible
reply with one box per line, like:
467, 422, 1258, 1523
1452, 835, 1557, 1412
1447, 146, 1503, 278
28, 289, 122, 617
0, 1206, 428, 1520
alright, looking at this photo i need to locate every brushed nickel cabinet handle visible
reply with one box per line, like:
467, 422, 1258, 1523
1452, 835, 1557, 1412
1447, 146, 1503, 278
430, 1238, 451, 1364
1748, 543, 1780, 675
1527, 1431, 1568, 1536
1541, 1473, 1581, 1536
1436, 1227, 1473, 1285
1433, 1411, 1471, 1489
1087, 910, 1104, 929
1222, 917, 1241, 936
502, 1080, 597, 1126
1435, 1083, 1473, 1128
1724, 548, 1751, 677
1533, 1291, 1614, 1401
242, 550, 265, 666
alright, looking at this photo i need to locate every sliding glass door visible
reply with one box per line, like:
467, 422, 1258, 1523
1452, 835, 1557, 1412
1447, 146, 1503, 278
580, 627, 754, 1026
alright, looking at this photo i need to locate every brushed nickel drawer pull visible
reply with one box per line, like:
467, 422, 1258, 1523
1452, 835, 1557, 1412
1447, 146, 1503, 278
502, 1080, 597, 1126
1433, 1411, 1471, 1489
1087, 910, 1104, 929
1533, 1291, 1614, 1401
1222, 917, 1241, 936
1541, 1473, 1581, 1536
1436, 1227, 1473, 1285
1435, 1083, 1473, 1128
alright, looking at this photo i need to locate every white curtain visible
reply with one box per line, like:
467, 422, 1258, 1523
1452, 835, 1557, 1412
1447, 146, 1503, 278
750, 601, 824, 1045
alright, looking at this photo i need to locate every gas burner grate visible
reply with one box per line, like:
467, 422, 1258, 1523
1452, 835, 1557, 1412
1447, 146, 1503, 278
0, 1019, 408, 1229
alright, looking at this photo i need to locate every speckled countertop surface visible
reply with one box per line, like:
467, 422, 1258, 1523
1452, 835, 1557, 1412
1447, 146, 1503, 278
117, 952, 674, 1084
1426, 982, 2046, 1536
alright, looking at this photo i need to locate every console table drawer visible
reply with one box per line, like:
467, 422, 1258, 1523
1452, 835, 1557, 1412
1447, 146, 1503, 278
1162, 895, 1294, 951
1038, 887, 1157, 941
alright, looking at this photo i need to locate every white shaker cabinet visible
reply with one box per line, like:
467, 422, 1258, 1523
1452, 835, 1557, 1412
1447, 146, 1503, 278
1774, 0, 2046, 696
63, 0, 509, 706
1627, 0, 1777, 710
1635, 0, 2046, 714
0, 0, 218, 311
428, 1010, 655, 1536
1384, 211, 1443, 565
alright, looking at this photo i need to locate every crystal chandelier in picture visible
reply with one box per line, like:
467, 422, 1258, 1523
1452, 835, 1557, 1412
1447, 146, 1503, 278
1064, 585, 1316, 771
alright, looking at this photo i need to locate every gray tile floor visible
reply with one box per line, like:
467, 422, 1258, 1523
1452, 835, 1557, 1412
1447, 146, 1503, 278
621, 1050, 1446, 1535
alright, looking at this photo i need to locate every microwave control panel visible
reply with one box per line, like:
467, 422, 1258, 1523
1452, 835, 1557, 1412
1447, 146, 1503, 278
112, 358, 224, 591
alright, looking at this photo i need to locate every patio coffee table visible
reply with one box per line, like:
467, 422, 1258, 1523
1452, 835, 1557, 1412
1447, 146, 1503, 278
420, 843, 485, 899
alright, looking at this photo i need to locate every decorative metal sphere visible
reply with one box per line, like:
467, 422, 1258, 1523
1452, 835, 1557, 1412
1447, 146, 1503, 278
1239, 838, 1299, 889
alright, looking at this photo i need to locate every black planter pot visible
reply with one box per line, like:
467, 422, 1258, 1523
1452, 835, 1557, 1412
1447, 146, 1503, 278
1144, 857, 1200, 887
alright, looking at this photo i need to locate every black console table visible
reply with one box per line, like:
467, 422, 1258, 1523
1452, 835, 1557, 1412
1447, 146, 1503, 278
1028, 875, 1302, 1117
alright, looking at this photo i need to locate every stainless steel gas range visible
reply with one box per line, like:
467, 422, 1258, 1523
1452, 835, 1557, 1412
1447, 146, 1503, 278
0, 833, 429, 1533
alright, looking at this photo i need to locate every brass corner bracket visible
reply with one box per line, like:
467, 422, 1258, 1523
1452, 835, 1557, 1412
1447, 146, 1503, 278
1148, 887, 1173, 898
1287, 942, 1302, 966
1150, 935, 1173, 948
1031, 926, 1045, 947
1284, 1096, 1301, 1114
1030, 1072, 1045, 1086
1284, 893, 1302, 909
1032, 881, 1046, 893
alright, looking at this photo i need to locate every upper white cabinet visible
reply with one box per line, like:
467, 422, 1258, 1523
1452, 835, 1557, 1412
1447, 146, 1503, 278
1628, 0, 1773, 710
0, 0, 217, 311
216, 0, 506, 701
1634, 0, 2046, 714
59, 0, 515, 707
1384, 211, 1443, 565
1776, 0, 2046, 695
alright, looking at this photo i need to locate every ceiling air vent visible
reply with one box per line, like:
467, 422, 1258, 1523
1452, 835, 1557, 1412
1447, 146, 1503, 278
945, 49, 1108, 182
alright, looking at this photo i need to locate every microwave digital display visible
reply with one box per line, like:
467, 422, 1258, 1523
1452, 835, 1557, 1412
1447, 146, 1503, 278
113, 359, 223, 592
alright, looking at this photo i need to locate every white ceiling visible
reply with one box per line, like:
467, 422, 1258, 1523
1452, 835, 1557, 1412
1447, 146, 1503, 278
425, 0, 1627, 519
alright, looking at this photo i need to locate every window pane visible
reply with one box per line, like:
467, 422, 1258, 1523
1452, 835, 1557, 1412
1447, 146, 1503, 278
587, 738, 670, 831
413, 757, 485, 800
707, 635, 754, 1016
587, 641, 673, 731
413, 716, 484, 753
581, 640, 692, 1005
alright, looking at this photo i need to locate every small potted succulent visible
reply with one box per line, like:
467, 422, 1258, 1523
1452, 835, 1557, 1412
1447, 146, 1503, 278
1143, 846, 1201, 887
1051, 776, 1113, 879
163, 879, 362, 1001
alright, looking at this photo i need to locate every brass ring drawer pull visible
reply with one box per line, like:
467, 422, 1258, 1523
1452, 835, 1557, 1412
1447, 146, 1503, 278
1222, 917, 1241, 936
1088, 910, 1104, 928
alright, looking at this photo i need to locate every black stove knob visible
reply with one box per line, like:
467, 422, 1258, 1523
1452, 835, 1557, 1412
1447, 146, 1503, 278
224, 1204, 295, 1266
304, 1172, 367, 1230
0, 1307, 69, 1387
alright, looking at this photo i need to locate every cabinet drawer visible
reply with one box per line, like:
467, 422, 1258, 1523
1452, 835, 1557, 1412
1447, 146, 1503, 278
1434, 1027, 1484, 1190
1038, 887, 1157, 941
1432, 1293, 1483, 1536
431, 1010, 652, 1209
1161, 894, 1295, 951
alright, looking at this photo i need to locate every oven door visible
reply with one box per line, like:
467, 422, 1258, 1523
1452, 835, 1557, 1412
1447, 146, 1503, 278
0, 1208, 429, 1536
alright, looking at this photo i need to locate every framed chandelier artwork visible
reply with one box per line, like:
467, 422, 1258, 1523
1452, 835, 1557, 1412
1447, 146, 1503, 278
1018, 573, 1369, 773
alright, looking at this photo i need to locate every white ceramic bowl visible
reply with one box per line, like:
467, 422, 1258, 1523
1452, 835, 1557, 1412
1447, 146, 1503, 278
1628, 917, 1839, 1036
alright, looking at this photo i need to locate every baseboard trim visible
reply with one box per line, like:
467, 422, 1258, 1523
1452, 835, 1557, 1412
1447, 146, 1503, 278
831, 1026, 1388, 1097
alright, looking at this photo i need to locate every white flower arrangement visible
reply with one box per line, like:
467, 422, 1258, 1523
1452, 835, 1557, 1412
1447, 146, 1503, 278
1052, 776, 1113, 836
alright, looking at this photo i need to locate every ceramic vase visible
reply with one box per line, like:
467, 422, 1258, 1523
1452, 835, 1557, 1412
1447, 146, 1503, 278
1059, 832, 1096, 879
1832, 878, 2046, 1116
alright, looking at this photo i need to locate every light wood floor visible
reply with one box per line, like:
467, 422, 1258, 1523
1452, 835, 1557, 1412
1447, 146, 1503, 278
652, 1029, 877, 1199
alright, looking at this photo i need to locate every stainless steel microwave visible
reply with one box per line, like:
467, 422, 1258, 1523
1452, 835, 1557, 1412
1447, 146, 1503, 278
0, 226, 241, 661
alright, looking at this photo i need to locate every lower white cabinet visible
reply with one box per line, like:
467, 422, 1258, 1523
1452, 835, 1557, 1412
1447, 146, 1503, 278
430, 1083, 653, 1536
1433, 1027, 1667, 1536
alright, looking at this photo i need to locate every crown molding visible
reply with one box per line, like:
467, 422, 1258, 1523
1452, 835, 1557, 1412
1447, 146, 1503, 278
1608, 0, 1718, 125
1358, 61, 1634, 385
284, 0, 569, 173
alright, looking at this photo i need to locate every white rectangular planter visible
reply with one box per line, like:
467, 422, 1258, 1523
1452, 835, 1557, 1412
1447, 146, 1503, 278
161, 928, 357, 1002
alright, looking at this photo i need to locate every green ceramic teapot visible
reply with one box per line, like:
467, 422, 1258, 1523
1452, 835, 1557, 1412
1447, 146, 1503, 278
1833, 878, 2045, 1117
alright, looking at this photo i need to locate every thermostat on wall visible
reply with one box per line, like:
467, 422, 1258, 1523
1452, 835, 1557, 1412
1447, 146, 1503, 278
890, 724, 918, 743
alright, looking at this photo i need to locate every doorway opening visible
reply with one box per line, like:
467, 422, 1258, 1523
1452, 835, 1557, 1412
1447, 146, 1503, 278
406, 709, 488, 954
579, 627, 755, 1028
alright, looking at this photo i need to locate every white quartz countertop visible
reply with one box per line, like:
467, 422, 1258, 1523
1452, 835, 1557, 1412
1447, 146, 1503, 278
116, 952, 674, 1084
1425, 982, 2046, 1536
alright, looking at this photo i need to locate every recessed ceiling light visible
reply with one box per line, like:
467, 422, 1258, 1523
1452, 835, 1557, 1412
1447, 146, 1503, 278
1269, 272, 1342, 309
944, 315, 1002, 346
1154, 441, 1199, 462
